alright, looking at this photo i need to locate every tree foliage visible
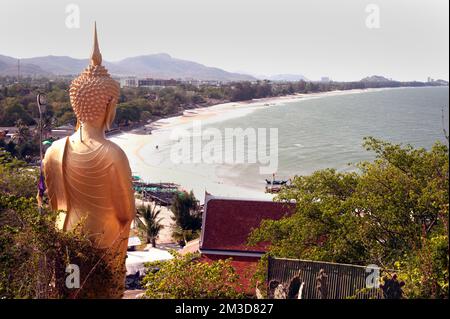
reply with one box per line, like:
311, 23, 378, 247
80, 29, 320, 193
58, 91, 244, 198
249, 138, 449, 298
137, 204, 164, 247
0, 100, 35, 126
171, 191, 201, 244
142, 252, 244, 299
1, 76, 441, 129
0, 150, 120, 298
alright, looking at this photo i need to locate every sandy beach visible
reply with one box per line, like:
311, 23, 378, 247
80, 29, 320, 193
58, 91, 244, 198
110, 88, 391, 204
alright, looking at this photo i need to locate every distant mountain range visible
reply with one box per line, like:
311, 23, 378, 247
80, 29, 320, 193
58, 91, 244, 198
0, 53, 255, 82
2, 54, 443, 84
0, 55, 52, 77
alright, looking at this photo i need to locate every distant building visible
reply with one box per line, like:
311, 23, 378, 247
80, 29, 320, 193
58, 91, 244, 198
198, 194, 295, 295
138, 78, 178, 88
120, 77, 138, 88
320, 77, 330, 83
120, 77, 180, 89
0, 127, 19, 142
120, 76, 224, 88
50, 124, 75, 138
179, 78, 222, 87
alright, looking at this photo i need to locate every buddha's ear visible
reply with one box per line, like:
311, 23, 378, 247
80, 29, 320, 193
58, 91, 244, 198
104, 97, 117, 131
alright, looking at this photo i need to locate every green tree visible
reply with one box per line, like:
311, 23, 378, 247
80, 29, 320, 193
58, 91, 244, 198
249, 138, 449, 298
171, 225, 198, 245
0, 152, 118, 298
115, 103, 142, 126
0, 101, 35, 126
137, 204, 164, 247
142, 252, 244, 299
394, 232, 448, 298
171, 191, 201, 245
12, 119, 39, 161
191, 93, 205, 104
14, 119, 32, 144
56, 111, 76, 126
0, 150, 38, 198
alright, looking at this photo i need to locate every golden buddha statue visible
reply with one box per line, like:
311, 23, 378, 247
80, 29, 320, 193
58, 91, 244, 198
43, 23, 135, 298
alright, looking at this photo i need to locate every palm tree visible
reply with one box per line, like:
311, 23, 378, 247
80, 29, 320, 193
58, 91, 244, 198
137, 204, 164, 247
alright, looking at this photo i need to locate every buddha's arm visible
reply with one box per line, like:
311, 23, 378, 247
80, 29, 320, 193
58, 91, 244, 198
110, 154, 136, 229
42, 138, 69, 213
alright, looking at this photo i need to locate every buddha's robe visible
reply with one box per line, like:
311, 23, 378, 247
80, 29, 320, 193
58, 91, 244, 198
43, 136, 135, 298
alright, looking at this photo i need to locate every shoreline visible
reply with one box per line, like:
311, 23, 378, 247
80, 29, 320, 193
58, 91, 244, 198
110, 86, 400, 203
127, 86, 402, 135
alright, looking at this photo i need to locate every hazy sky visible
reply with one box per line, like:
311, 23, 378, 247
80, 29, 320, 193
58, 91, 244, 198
1, 0, 448, 81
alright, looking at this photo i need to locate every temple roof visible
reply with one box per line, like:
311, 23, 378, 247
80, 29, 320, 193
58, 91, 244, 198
199, 194, 295, 254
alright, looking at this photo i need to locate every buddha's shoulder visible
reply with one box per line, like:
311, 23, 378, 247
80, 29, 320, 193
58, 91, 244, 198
104, 141, 132, 175
44, 137, 68, 162
104, 140, 129, 162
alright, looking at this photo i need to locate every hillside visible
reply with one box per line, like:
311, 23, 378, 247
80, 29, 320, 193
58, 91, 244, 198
0, 53, 255, 81
0, 55, 51, 77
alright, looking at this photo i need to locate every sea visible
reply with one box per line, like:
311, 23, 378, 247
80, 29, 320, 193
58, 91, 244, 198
204, 86, 449, 191
119, 86, 449, 198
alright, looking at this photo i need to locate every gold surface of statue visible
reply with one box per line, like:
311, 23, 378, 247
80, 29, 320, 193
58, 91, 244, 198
43, 23, 135, 298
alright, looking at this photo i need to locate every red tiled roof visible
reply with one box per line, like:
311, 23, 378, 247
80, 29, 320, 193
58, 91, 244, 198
200, 195, 295, 253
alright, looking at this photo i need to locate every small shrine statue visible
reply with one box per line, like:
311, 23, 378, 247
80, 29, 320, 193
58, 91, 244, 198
43, 23, 135, 298
316, 268, 329, 299
380, 273, 405, 299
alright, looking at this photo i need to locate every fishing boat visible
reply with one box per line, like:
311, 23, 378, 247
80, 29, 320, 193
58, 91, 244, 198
265, 179, 288, 185
265, 173, 289, 193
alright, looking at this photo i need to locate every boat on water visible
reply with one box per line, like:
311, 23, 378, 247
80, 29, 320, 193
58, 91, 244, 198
265, 174, 289, 193
265, 179, 288, 185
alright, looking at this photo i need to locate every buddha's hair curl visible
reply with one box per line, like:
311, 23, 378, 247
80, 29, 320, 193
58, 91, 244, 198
69, 64, 119, 123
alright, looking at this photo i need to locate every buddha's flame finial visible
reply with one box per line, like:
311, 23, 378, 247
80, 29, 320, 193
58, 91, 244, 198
90, 22, 102, 66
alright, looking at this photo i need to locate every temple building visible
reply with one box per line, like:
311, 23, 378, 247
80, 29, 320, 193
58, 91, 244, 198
197, 194, 295, 295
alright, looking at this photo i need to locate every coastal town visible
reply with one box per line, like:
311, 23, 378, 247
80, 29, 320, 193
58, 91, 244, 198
0, 0, 449, 306
1, 66, 448, 299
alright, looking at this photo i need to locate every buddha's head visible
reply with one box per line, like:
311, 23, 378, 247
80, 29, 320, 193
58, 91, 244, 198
69, 23, 119, 131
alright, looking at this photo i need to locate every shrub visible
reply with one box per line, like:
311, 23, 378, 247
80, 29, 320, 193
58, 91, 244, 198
142, 252, 244, 299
